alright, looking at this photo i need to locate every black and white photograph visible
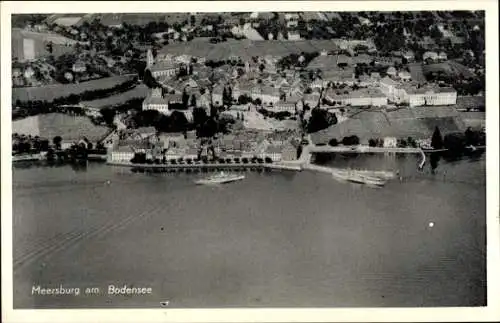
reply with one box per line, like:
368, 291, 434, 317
1, 1, 499, 322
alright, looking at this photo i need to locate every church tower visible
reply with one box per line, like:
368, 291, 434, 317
147, 48, 154, 68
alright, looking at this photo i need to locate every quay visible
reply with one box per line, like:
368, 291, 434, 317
106, 142, 446, 180
107, 160, 304, 172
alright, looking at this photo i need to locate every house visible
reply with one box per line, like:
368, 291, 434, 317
135, 127, 157, 140
142, 88, 169, 114
23, 66, 35, 79
310, 78, 324, 90
197, 92, 211, 111
287, 31, 301, 41
284, 13, 300, 28
374, 56, 403, 66
250, 85, 262, 101
370, 72, 381, 80
398, 71, 411, 82
357, 74, 376, 87
358, 17, 372, 26
353, 54, 373, 66
386, 66, 397, 77
212, 85, 224, 107
281, 141, 297, 161
303, 92, 321, 108
264, 145, 282, 162
438, 51, 448, 61
72, 60, 86, 73
402, 50, 415, 62
336, 54, 352, 67
109, 145, 135, 162
423, 51, 439, 62
383, 137, 397, 148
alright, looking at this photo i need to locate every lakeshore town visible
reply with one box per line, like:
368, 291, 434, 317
11, 11, 486, 176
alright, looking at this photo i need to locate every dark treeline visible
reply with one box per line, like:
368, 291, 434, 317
13, 77, 138, 120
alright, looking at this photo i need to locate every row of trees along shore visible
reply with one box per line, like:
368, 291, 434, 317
321, 126, 484, 152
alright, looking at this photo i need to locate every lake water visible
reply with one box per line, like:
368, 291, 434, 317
12, 153, 486, 308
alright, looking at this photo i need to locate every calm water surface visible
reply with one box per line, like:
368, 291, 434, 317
12, 154, 486, 308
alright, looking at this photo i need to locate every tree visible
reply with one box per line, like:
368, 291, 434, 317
190, 15, 196, 26
307, 108, 336, 133
431, 126, 443, 149
169, 111, 189, 132
53, 136, 62, 150
190, 94, 197, 107
192, 107, 208, 128
182, 89, 189, 108
342, 135, 360, 146
328, 138, 339, 146
238, 94, 251, 105
100, 107, 116, 126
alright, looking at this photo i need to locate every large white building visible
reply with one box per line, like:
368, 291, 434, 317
324, 88, 388, 107
142, 88, 169, 114
149, 60, 180, 78
393, 85, 458, 107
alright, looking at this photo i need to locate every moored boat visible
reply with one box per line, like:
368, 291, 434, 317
195, 171, 245, 185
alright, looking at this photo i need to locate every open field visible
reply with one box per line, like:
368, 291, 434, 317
158, 38, 340, 61
81, 84, 149, 109
13, 75, 135, 103
12, 28, 77, 61
12, 113, 109, 142
423, 60, 475, 78
408, 63, 427, 83
456, 95, 485, 110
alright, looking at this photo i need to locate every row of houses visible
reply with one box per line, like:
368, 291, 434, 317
108, 129, 298, 163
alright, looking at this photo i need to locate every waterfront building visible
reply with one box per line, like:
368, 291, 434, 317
383, 137, 398, 148
281, 142, 297, 161
109, 145, 135, 162
264, 145, 283, 162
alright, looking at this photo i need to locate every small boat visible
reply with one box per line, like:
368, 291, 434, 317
333, 170, 385, 186
195, 171, 245, 185
358, 174, 386, 186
